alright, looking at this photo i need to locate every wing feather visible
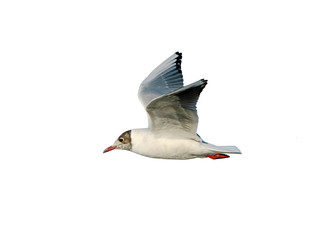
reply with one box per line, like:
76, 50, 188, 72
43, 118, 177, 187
138, 52, 207, 138
146, 79, 207, 138
138, 52, 183, 108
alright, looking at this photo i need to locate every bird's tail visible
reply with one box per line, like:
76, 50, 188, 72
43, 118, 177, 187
206, 144, 241, 154
204, 144, 241, 160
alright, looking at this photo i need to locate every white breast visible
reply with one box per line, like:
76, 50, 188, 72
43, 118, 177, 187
131, 129, 206, 159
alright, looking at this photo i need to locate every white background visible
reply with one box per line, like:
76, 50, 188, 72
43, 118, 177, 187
1, 0, 319, 239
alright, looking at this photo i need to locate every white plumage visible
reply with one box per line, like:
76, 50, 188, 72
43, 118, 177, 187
103, 52, 241, 160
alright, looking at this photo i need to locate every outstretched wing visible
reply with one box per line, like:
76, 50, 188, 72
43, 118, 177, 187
146, 79, 207, 138
138, 52, 184, 108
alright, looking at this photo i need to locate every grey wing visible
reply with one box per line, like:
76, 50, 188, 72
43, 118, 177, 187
138, 52, 184, 108
146, 79, 207, 139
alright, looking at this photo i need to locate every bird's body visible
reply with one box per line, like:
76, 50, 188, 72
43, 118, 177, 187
104, 52, 241, 160
131, 128, 204, 159
131, 128, 240, 159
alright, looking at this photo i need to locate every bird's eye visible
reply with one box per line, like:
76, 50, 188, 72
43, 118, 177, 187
119, 138, 124, 142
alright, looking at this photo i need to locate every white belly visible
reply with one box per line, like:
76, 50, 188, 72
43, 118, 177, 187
131, 129, 206, 159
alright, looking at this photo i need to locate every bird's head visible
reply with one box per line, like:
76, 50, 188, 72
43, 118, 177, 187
103, 130, 132, 153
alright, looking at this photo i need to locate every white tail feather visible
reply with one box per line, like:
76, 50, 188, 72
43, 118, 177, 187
207, 144, 241, 154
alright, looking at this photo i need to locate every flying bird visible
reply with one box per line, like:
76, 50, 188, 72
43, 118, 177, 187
103, 52, 241, 160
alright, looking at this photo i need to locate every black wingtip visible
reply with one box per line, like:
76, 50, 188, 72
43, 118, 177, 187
199, 79, 208, 88
175, 52, 182, 72
175, 52, 182, 59
200, 79, 208, 84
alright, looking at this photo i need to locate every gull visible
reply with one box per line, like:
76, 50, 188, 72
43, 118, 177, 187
103, 52, 241, 160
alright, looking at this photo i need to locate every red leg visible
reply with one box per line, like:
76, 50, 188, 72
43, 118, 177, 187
206, 154, 230, 160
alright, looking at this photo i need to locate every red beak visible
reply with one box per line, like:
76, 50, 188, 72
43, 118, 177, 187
103, 146, 116, 153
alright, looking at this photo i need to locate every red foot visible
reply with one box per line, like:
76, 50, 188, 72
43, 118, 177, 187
206, 154, 230, 160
